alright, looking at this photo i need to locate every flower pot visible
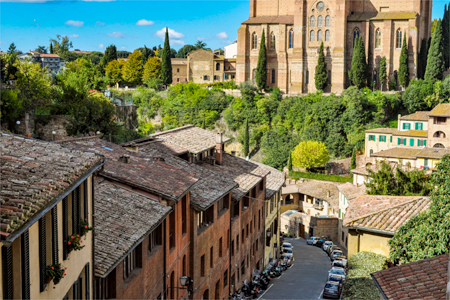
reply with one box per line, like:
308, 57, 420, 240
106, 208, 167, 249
46, 276, 53, 284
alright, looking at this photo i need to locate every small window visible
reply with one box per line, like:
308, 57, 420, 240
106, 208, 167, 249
289, 30, 294, 48
325, 30, 330, 41
318, 30, 323, 42
177, 78, 180, 82
325, 16, 331, 27
123, 248, 137, 279
310, 30, 315, 42
210, 247, 214, 268
310, 16, 316, 27
252, 32, 258, 49
216, 63, 220, 71
270, 33, 276, 50
353, 28, 360, 47
306, 70, 309, 84
203, 75, 208, 80
177, 68, 180, 73
318, 16, 323, 27
375, 29, 381, 48
271, 69, 276, 83
201, 255, 205, 277
224, 270, 228, 288
396, 29, 402, 48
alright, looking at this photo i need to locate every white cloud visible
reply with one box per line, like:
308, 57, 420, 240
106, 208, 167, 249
98, 44, 104, 49
0, 41, 6, 44
120, 46, 126, 50
221, 40, 233, 45
136, 19, 154, 26
96, 21, 106, 26
107, 32, 125, 38
154, 28, 185, 39
171, 40, 185, 46
65, 20, 84, 27
67, 34, 79, 38
216, 32, 228, 40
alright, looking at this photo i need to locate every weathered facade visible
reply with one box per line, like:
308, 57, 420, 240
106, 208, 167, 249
236, 0, 432, 93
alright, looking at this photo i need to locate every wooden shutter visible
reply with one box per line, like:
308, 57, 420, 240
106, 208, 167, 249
410, 139, 414, 146
424, 140, 427, 146
21, 230, 31, 300
52, 206, 59, 264
63, 196, 69, 260
39, 217, 47, 292
85, 263, 90, 300
390, 136, 392, 143
2, 245, 13, 299
84, 180, 89, 220
398, 138, 400, 145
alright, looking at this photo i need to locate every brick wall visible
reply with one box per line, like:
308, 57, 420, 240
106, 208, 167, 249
310, 216, 339, 243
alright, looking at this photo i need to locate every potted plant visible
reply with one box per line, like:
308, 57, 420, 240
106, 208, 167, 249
80, 218, 93, 237
45, 263, 67, 285
67, 234, 85, 252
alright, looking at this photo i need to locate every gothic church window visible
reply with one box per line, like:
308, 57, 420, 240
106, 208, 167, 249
353, 28, 360, 47
271, 69, 276, 83
325, 30, 330, 41
325, 16, 331, 27
375, 29, 381, 48
310, 16, 315, 27
396, 29, 402, 48
289, 30, 294, 48
318, 30, 323, 42
310, 30, 315, 42
252, 32, 258, 50
270, 33, 276, 50
318, 16, 323, 27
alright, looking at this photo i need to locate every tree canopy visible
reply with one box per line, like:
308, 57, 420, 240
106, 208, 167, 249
425, 20, 446, 82
122, 50, 143, 85
291, 140, 329, 170
161, 28, 173, 85
349, 36, 368, 89
255, 29, 267, 91
315, 42, 328, 91
398, 33, 409, 89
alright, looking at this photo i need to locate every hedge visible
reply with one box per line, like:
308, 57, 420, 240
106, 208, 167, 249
289, 171, 352, 183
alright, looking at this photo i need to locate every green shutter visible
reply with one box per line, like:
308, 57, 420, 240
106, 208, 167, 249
420, 123, 423, 130
410, 139, 414, 146
402, 123, 405, 130
424, 140, 427, 147
390, 136, 392, 143
424, 158, 428, 166
417, 139, 420, 146
398, 138, 400, 145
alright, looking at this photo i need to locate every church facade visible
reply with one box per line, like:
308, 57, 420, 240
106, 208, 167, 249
236, 0, 432, 94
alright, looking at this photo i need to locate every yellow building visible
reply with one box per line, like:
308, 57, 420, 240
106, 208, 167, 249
343, 195, 430, 258
0, 132, 103, 300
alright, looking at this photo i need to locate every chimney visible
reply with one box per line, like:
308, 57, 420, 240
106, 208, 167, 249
119, 154, 130, 163
327, 190, 331, 198
216, 132, 223, 165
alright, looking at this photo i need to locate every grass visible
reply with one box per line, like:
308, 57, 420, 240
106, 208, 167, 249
289, 171, 352, 183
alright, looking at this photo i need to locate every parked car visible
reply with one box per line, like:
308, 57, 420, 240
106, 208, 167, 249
327, 246, 341, 256
331, 260, 346, 269
307, 236, 319, 245
328, 274, 344, 287
331, 250, 344, 261
322, 241, 333, 251
282, 248, 293, 257
323, 281, 342, 299
282, 242, 293, 252
335, 255, 347, 267
315, 238, 324, 247
281, 254, 292, 266
328, 267, 346, 281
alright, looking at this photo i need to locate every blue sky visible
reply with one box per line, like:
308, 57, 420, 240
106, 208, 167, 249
0, 0, 448, 53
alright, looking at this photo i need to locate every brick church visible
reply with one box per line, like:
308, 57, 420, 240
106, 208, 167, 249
236, 0, 433, 93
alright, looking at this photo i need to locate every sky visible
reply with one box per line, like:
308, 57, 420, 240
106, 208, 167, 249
0, 0, 448, 53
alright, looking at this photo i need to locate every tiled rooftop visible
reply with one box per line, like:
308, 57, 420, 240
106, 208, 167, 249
371, 254, 448, 300
131, 140, 188, 156
128, 143, 238, 211
251, 161, 285, 199
372, 148, 423, 159
347, 11, 417, 21
338, 182, 366, 202
429, 103, 450, 117
416, 147, 450, 159
0, 133, 103, 239
351, 161, 397, 176
198, 153, 270, 201
171, 58, 187, 65
394, 130, 428, 137
399, 111, 431, 121
344, 196, 430, 234
296, 180, 341, 210
242, 15, 294, 24
57, 137, 198, 202
94, 179, 171, 277
281, 185, 301, 195
366, 128, 399, 134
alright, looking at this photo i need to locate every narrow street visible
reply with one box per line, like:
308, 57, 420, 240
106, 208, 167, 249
260, 238, 331, 300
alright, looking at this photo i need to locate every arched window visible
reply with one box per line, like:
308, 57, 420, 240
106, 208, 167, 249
270, 32, 276, 50
310, 30, 315, 42
434, 143, 445, 148
310, 16, 315, 27
318, 30, 323, 42
433, 131, 447, 138
325, 30, 330, 41
271, 69, 276, 83
216, 63, 220, 71
353, 28, 360, 47
318, 16, 323, 27
375, 29, 381, 48
396, 29, 402, 48
252, 32, 258, 50
325, 16, 331, 27
289, 30, 294, 48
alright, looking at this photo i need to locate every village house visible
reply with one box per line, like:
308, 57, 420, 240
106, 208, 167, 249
18, 51, 65, 73
343, 195, 430, 257
0, 132, 103, 300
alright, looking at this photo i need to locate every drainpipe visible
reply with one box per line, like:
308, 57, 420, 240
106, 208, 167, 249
163, 219, 167, 300
357, 229, 361, 253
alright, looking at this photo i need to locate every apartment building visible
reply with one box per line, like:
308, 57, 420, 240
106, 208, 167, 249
18, 51, 65, 72
0, 132, 103, 300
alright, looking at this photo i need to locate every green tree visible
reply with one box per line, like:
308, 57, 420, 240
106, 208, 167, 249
141, 45, 150, 65
243, 118, 250, 158
122, 50, 143, 85
5, 43, 19, 81
287, 151, 293, 171
398, 33, 409, 89
379, 57, 387, 91
443, 5, 449, 69
425, 20, 446, 82
255, 29, 267, 91
35, 45, 48, 54
417, 39, 428, 79
49, 42, 54, 54
402, 79, 435, 112
105, 59, 124, 86
292, 140, 329, 170
143, 57, 162, 85
102, 45, 117, 65
161, 28, 173, 86
315, 42, 328, 91
194, 40, 207, 50
350, 148, 356, 169
431, 19, 438, 37
349, 37, 368, 89
49, 35, 73, 60
0, 89, 22, 128
176, 44, 197, 58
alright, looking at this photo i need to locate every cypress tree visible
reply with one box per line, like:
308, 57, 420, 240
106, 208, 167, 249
315, 41, 328, 91
425, 20, 446, 82
161, 28, 173, 86
142, 45, 150, 65
243, 118, 249, 158
351, 148, 357, 170
287, 151, 293, 171
443, 5, 449, 69
379, 56, 387, 91
418, 39, 428, 79
49, 43, 53, 54
398, 33, 409, 89
255, 29, 267, 91
349, 37, 368, 89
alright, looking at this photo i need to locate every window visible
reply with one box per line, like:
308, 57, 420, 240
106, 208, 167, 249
375, 29, 381, 48
379, 135, 386, 142
217, 195, 229, 215
289, 30, 294, 48
203, 75, 209, 80
210, 247, 214, 268
410, 138, 414, 146
215, 280, 220, 300
236, 234, 239, 252
417, 139, 426, 146
123, 248, 137, 279
353, 28, 360, 47
310, 16, 315, 27
223, 270, 228, 288
232, 200, 240, 218
201, 255, 205, 277
271, 69, 276, 83
318, 16, 323, 27
169, 211, 175, 249
433, 131, 446, 138
424, 158, 429, 166
270, 33, 276, 50
177, 78, 180, 83
306, 70, 309, 84
241, 260, 245, 275
231, 240, 234, 256
318, 30, 323, 42
396, 29, 402, 48
368, 134, 376, 141
183, 255, 186, 276
198, 206, 214, 230
170, 271, 175, 299
181, 196, 187, 234
402, 123, 411, 130
148, 223, 162, 253
243, 193, 249, 211
242, 229, 244, 243
252, 32, 258, 49
216, 63, 220, 71
325, 16, 331, 27
325, 30, 330, 41
415, 122, 423, 130
246, 224, 249, 238
398, 138, 407, 145
341, 231, 344, 241
177, 68, 180, 73
434, 117, 447, 125
219, 237, 223, 257
310, 30, 315, 42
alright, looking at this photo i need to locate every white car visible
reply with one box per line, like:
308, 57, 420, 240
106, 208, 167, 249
322, 241, 333, 251
307, 236, 319, 245
328, 267, 346, 281
282, 248, 293, 257
282, 242, 293, 252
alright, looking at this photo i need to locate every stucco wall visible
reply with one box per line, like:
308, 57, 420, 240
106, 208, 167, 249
347, 229, 391, 258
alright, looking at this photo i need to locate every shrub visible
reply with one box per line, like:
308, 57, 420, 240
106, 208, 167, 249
289, 171, 352, 183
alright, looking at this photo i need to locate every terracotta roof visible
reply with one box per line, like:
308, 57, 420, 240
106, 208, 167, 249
251, 161, 285, 199
347, 11, 417, 21
416, 147, 450, 159
366, 128, 399, 134
351, 161, 397, 176
393, 130, 428, 137
57, 137, 199, 202
0, 132, 103, 240
371, 254, 448, 300
127, 144, 238, 211
338, 182, 366, 201
296, 180, 341, 210
94, 179, 171, 277
131, 140, 188, 156
72, 50, 94, 55
40, 54, 60, 58
372, 148, 423, 159
151, 125, 231, 154
399, 111, 431, 121
344, 196, 430, 234
242, 15, 294, 24
198, 153, 270, 201
429, 103, 450, 116
281, 185, 301, 195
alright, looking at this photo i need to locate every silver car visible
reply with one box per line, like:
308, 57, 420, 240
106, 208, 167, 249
328, 267, 346, 281
322, 241, 333, 251
307, 236, 319, 245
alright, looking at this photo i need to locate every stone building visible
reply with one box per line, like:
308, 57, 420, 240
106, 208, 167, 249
0, 132, 103, 300
236, 0, 432, 93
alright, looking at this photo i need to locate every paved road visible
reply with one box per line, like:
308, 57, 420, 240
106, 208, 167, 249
259, 238, 331, 300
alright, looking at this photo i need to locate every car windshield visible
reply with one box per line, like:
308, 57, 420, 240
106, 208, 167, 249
334, 262, 344, 267
329, 275, 342, 282
284, 249, 293, 253
331, 269, 345, 275
283, 244, 292, 248
324, 242, 332, 245
325, 283, 338, 290
333, 252, 343, 256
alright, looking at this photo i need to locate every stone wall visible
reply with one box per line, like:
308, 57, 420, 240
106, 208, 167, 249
34, 115, 70, 141
115, 105, 138, 130
310, 216, 339, 243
